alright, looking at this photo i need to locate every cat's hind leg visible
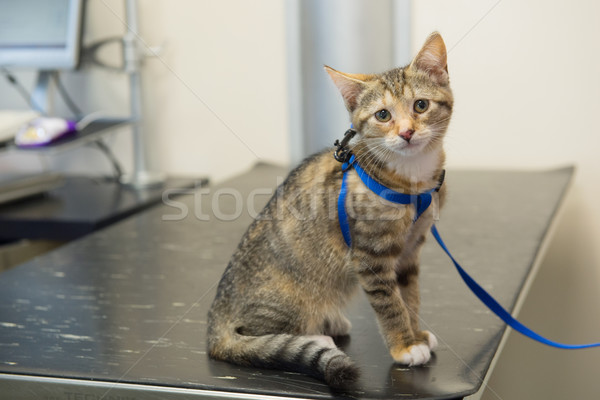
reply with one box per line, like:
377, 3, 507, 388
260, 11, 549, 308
305, 334, 336, 348
322, 310, 352, 337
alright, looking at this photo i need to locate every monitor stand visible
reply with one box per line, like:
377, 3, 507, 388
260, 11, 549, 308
118, 0, 165, 189
30, 71, 56, 116
29, 65, 164, 188
27, 0, 165, 189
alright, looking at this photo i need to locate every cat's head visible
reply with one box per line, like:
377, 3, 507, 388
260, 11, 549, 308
326, 32, 453, 158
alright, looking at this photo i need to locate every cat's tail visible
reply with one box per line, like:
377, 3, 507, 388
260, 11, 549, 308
208, 328, 359, 389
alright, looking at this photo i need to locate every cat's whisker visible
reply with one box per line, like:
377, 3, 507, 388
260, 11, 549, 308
355, 140, 390, 176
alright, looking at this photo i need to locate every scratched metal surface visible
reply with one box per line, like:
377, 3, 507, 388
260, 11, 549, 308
0, 163, 573, 399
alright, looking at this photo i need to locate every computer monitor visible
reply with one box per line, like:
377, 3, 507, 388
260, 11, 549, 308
0, 0, 84, 70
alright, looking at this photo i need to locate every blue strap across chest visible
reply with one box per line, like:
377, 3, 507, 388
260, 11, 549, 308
338, 154, 435, 247
337, 154, 600, 349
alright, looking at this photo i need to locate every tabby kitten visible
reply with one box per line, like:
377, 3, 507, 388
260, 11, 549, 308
207, 32, 453, 389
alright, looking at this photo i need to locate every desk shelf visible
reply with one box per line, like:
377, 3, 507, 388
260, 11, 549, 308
2, 118, 133, 155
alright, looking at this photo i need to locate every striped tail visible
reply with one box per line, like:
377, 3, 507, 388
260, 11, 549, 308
208, 329, 359, 389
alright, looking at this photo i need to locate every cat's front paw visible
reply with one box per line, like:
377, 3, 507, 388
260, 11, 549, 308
390, 343, 431, 366
416, 330, 438, 350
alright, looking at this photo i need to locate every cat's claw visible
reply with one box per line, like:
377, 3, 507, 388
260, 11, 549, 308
392, 343, 431, 366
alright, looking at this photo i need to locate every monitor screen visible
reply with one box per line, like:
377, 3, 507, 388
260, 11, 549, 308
0, 0, 83, 70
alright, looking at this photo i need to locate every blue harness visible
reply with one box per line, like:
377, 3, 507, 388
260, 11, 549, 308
337, 144, 600, 349
338, 154, 440, 247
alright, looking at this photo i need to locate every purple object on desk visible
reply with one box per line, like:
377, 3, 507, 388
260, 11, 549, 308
15, 117, 77, 148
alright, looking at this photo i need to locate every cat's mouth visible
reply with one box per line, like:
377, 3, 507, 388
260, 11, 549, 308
388, 136, 428, 155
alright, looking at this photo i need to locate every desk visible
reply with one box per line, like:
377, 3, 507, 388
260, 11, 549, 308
0, 176, 205, 241
0, 164, 573, 399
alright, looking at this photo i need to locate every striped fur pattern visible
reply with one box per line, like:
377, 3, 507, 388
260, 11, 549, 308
207, 32, 453, 389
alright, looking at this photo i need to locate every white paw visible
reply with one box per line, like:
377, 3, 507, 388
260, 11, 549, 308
393, 343, 431, 366
306, 335, 336, 349
424, 330, 438, 350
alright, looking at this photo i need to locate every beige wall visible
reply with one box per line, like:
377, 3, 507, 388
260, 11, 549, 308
412, 1, 600, 398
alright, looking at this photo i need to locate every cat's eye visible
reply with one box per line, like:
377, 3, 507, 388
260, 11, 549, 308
414, 99, 429, 113
375, 109, 391, 122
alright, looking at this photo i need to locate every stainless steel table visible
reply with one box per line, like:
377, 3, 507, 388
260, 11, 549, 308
0, 163, 574, 399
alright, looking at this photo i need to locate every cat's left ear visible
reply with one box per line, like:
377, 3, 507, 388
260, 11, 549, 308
325, 66, 371, 112
410, 32, 449, 85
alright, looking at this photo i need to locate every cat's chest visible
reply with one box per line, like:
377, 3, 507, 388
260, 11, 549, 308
346, 186, 429, 239
343, 175, 442, 254
348, 189, 415, 225
385, 150, 442, 184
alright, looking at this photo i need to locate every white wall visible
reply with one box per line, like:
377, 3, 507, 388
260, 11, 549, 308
137, 0, 290, 181
0, 0, 290, 182
412, 1, 600, 398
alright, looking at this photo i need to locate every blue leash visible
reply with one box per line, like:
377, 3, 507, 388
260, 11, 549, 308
338, 156, 600, 349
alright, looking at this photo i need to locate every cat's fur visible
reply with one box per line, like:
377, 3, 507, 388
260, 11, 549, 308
207, 32, 453, 389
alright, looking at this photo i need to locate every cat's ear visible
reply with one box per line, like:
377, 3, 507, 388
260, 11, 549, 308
410, 32, 449, 85
325, 66, 370, 111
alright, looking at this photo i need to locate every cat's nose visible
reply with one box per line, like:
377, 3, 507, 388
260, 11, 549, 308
399, 129, 415, 142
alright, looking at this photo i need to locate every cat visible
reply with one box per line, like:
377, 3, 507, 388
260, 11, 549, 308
207, 32, 453, 389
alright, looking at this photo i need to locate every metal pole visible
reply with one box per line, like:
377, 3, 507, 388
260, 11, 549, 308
121, 0, 164, 187
295, 0, 410, 158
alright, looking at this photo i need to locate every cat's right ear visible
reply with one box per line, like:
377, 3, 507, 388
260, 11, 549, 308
325, 66, 369, 112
